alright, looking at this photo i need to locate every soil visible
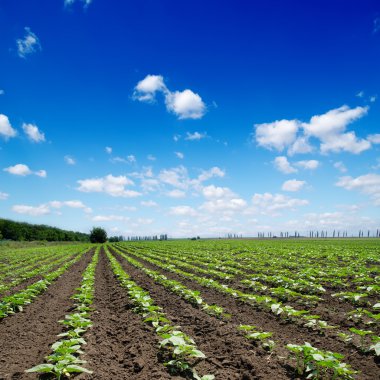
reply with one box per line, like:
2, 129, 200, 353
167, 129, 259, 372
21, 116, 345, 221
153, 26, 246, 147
0, 250, 93, 380
78, 248, 178, 380
115, 246, 380, 380
110, 247, 291, 379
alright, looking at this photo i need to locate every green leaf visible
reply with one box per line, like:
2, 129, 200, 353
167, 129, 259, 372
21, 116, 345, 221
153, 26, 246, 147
25, 364, 54, 373
65, 365, 93, 374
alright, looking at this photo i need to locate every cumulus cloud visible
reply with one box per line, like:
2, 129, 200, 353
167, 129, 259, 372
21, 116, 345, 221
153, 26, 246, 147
105, 146, 112, 154
16, 27, 41, 58
170, 205, 197, 216
303, 105, 370, 154
64, 155, 76, 165
12, 204, 50, 216
4, 164, 46, 177
336, 174, 380, 206
255, 119, 299, 152
200, 198, 247, 214
273, 156, 297, 174
77, 174, 141, 198
147, 154, 156, 161
133, 74, 167, 102
185, 131, 207, 141
91, 215, 129, 222
288, 137, 313, 156
165, 90, 206, 119
0, 114, 17, 140
255, 105, 372, 155
133, 74, 206, 119
22, 123, 45, 143
166, 189, 186, 198
202, 185, 236, 199
295, 160, 319, 170
13, 199, 92, 216
252, 192, 309, 215
282, 179, 306, 192
175, 152, 184, 159
49, 200, 92, 213
0, 192, 9, 200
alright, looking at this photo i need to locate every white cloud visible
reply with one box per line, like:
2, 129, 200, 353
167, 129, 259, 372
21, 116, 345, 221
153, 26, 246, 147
273, 156, 297, 174
173, 134, 181, 142
288, 136, 313, 156
303, 105, 368, 139
12, 204, 50, 216
147, 154, 156, 161
303, 105, 370, 154
333, 161, 347, 173
133, 74, 167, 102
134, 75, 206, 119
16, 27, 41, 58
35, 169, 47, 178
0, 114, 17, 140
255, 105, 372, 155
295, 160, 319, 170
202, 185, 236, 199
196, 166, 225, 183
185, 131, 207, 141
282, 179, 306, 192
200, 198, 247, 214
0, 90, 4, 95
166, 189, 186, 198
252, 193, 309, 215
0, 192, 9, 200
175, 151, 184, 159
159, 166, 189, 189
6, 164, 43, 177
141, 200, 158, 207
92, 215, 129, 222
77, 174, 141, 198
105, 146, 112, 154
368, 134, 380, 144
49, 200, 92, 213
170, 205, 197, 216
255, 119, 300, 151
22, 123, 45, 143
356, 91, 364, 98
64, 155, 76, 165
319, 131, 371, 154
336, 174, 380, 206
165, 89, 206, 119
110, 155, 136, 164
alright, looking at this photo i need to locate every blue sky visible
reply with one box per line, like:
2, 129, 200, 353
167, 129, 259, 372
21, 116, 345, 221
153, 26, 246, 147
1, 0, 380, 237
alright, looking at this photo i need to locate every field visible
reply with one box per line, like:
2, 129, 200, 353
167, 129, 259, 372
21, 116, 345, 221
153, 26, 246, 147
0, 240, 379, 380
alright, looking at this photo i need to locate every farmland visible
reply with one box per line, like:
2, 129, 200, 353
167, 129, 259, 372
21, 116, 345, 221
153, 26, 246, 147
0, 239, 379, 379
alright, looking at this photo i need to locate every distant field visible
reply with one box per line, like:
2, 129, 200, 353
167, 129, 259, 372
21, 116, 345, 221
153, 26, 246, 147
0, 239, 379, 379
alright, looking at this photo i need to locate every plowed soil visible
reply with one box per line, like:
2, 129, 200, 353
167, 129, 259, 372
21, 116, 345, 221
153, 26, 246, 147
0, 250, 93, 380
114, 246, 380, 380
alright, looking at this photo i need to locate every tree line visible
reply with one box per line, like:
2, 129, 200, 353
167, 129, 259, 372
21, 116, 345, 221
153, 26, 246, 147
0, 218, 89, 242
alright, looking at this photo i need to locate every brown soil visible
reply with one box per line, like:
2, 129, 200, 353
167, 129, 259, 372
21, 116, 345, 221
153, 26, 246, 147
78, 248, 177, 380
116, 247, 379, 380
0, 250, 93, 380
110, 247, 290, 380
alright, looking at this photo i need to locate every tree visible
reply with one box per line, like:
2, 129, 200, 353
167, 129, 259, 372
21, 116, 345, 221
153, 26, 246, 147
90, 227, 107, 243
